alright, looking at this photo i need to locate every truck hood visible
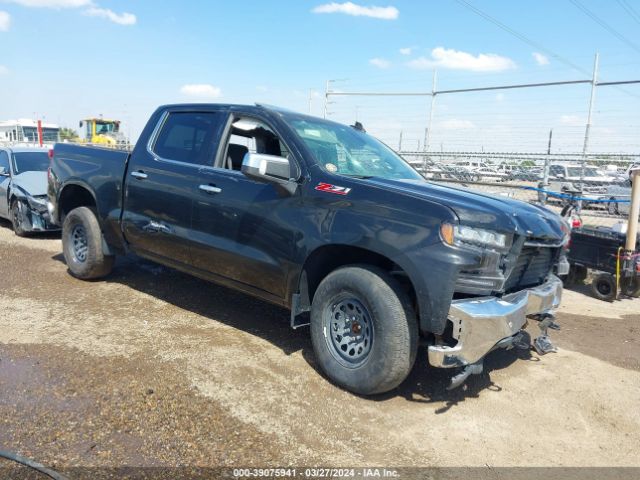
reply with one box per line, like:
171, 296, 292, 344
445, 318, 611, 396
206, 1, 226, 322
368, 177, 565, 241
11, 171, 48, 196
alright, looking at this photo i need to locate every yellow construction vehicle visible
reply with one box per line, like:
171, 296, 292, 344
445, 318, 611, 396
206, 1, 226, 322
79, 118, 127, 146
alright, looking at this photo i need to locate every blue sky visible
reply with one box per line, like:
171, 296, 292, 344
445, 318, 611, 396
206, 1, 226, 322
0, 0, 639, 152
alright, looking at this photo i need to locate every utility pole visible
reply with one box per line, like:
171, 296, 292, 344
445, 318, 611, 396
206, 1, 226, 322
424, 69, 438, 172
580, 53, 599, 196
323, 81, 329, 119
541, 128, 553, 205
308, 89, 313, 114
398, 130, 403, 151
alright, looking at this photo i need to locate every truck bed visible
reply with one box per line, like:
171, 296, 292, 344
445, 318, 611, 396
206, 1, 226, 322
50, 143, 130, 249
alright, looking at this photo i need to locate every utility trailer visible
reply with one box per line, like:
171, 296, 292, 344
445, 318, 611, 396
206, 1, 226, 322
566, 227, 640, 301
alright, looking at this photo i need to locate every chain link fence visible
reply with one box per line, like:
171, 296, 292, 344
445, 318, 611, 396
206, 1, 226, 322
399, 150, 638, 229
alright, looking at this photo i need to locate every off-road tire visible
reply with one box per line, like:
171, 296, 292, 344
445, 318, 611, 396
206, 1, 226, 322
310, 265, 418, 395
591, 273, 616, 302
10, 200, 28, 237
62, 207, 114, 279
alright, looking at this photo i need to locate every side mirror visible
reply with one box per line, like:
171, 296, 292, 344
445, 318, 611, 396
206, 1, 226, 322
79, 121, 84, 128
242, 153, 297, 194
0, 166, 8, 176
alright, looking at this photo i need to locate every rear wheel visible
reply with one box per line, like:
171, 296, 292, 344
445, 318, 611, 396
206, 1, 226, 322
62, 207, 114, 279
591, 273, 616, 302
310, 265, 418, 395
621, 276, 640, 298
10, 200, 29, 237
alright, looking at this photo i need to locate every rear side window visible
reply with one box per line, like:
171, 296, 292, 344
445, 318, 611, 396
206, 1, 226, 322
152, 112, 226, 166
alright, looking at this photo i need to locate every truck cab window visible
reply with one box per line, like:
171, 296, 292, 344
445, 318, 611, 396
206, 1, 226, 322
153, 112, 225, 166
221, 117, 290, 171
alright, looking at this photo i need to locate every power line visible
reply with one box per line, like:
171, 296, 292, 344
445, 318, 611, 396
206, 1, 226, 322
617, 0, 640, 24
453, 0, 591, 77
570, 0, 640, 55
453, 0, 640, 100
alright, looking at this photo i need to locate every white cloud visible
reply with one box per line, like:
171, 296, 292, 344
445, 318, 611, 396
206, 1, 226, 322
312, 2, 399, 20
560, 115, 583, 126
6, 0, 91, 7
440, 119, 476, 130
399, 47, 413, 55
533, 52, 549, 66
408, 47, 516, 72
84, 7, 136, 25
369, 57, 391, 69
256, 85, 268, 92
180, 84, 222, 99
496, 93, 505, 102
0, 65, 8, 75
7, 0, 136, 26
0, 11, 10, 31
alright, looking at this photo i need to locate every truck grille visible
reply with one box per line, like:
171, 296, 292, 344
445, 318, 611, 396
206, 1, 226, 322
504, 246, 555, 293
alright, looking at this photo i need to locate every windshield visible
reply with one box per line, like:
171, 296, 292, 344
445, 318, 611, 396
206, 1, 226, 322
96, 122, 119, 134
12, 152, 49, 174
288, 118, 422, 180
567, 167, 600, 177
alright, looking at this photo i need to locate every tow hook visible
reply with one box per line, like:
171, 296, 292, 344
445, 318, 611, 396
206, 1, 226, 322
447, 361, 483, 391
530, 314, 559, 355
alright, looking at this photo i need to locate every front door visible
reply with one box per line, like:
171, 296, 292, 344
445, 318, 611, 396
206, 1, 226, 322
189, 115, 301, 297
122, 109, 228, 265
0, 150, 12, 218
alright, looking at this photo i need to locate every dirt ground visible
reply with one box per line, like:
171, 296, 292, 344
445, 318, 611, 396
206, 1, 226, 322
1, 220, 639, 475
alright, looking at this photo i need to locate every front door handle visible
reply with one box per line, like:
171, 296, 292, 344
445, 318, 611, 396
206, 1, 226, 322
199, 184, 222, 194
131, 170, 148, 180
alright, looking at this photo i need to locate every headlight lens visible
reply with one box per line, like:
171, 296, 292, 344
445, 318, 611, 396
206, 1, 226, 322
28, 195, 48, 208
440, 223, 508, 250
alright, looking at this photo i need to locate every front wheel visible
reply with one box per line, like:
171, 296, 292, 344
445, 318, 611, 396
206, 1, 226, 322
621, 276, 640, 298
310, 265, 418, 395
62, 206, 114, 280
607, 199, 619, 216
10, 200, 29, 237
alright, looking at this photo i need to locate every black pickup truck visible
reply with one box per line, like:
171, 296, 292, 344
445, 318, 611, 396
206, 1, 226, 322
48, 104, 569, 394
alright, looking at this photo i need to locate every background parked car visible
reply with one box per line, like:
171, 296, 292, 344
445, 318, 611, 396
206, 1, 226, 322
0, 146, 59, 236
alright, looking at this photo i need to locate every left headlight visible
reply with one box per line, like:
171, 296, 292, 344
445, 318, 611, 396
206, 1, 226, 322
27, 195, 48, 209
440, 223, 508, 250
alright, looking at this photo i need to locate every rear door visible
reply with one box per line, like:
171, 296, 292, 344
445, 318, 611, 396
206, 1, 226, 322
121, 108, 228, 265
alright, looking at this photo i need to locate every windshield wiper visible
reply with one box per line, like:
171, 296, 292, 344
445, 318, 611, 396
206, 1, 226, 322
341, 174, 374, 179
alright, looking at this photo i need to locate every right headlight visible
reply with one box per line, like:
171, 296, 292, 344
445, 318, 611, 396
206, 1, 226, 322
440, 223, 508, 250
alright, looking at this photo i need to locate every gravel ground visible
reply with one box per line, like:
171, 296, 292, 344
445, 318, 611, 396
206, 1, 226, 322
0, 220, 639, 477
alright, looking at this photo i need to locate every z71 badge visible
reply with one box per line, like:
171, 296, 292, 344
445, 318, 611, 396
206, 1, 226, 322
315, 183, 352, 196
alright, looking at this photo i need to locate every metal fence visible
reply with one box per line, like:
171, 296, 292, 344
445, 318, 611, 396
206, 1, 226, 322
399, 150, 638, 229
323, 53, 639, 229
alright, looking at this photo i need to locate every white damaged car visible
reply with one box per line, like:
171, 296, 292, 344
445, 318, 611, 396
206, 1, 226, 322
0, 146, 59, 236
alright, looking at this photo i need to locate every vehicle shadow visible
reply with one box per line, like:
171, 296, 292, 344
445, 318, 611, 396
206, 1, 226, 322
50, 252, 530, 409
389, 344, 538, 413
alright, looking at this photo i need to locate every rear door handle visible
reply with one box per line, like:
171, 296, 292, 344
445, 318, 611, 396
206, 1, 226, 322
199, 184, 222, 194
131, 170, 148, 180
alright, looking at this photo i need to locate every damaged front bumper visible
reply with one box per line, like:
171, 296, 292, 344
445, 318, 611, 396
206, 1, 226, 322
17, 198, 60, 233
428, 275, 563, 368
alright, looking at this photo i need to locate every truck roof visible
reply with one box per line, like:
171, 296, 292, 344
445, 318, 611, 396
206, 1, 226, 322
0, 146, 50, 153
156, 103, 319, 120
